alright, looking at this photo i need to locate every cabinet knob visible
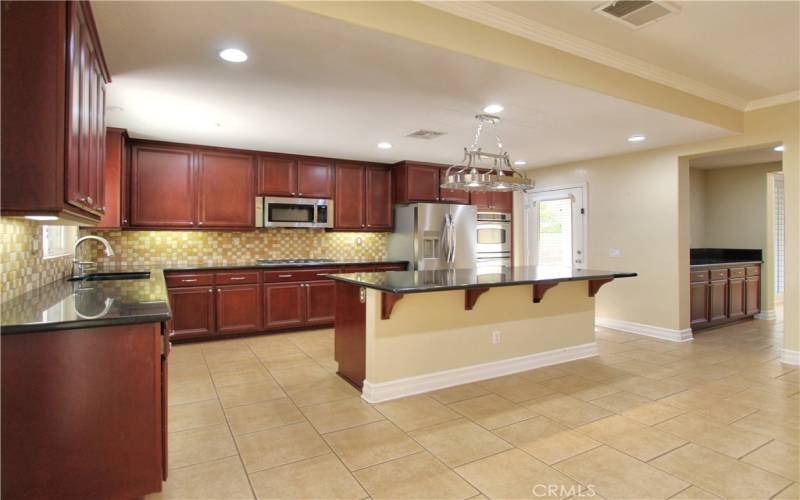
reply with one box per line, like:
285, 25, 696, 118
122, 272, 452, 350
298, 192, 303, 196
190, 221, 194, 225
86, 196, 93, 205
208, 289, 212, 293
199, 221, 204, 225
122, 219, 128, 224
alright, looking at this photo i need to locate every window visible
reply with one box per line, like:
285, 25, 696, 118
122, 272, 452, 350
42, 225, 78, 259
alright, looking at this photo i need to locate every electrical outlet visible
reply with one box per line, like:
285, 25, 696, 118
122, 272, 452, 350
609, 248, 621, 257
491, 331, 501, 344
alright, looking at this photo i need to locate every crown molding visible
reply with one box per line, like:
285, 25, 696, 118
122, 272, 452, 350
745, 90, 800, 111
422, 1, 749, 111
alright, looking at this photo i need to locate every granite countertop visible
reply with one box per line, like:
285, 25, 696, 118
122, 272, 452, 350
689, 248, 762, 267
690, 259, 763, 267
0, 259, 409, 335
328, 266, 637, 294
1, 267, 171, 335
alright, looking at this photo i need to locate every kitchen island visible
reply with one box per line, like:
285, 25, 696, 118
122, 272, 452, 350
329, 266, 636, 403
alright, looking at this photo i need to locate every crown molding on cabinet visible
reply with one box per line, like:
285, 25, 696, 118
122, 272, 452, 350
422, 1, 757, 111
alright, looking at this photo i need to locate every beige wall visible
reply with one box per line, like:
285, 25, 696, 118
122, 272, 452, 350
702, 162, 782, 249
364, 281, 595, 384
514, 102, 799, 356
689, 168, 707, 248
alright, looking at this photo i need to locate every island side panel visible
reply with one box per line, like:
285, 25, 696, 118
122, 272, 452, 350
364, 281, 595, 386
334, 281, 367, 388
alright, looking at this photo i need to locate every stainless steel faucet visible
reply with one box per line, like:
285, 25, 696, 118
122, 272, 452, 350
72, 235, 115, 279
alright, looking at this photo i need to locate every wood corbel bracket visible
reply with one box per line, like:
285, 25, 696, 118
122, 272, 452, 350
588, 278, 614, 297
532, 282, 559, 303
381, 292, 404, 320
464, 288, 490, 310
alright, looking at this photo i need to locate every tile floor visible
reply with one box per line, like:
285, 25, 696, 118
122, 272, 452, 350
153, 318, 798, 500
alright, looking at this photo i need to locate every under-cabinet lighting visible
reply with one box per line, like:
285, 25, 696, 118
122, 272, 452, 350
25, 215, 59, 221
627, 134, 646, 142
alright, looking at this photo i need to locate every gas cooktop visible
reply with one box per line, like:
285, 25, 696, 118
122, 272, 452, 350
256, 258, 336, 265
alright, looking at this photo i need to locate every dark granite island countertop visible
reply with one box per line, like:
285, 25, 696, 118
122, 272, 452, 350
328, 266, 637, 294
1, 267, 171, 335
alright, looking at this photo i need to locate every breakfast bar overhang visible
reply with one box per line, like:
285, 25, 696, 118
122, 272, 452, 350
329, 267, 636, 403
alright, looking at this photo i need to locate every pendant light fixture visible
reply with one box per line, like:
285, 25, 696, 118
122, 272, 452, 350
441, 113, 534, 192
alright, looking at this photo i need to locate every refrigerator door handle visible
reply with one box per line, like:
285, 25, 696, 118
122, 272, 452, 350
450, 220, 457, 263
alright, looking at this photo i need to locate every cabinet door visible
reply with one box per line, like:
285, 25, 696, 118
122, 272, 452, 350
91, 58, 106, 213
470, 191, 492, 211
365, 166, 393, 230
690, 281, 709, 326
492, 192, 513, 213
439, 169, 470, 204
168, 286, 215, 339
216, 284, 261, 335
728, 278, 746, 320
334, 162, 365, 229
131, 145, 195, 227
708, 280, 728, 322
258, 156, 296, 196
197, 151, 255, 228
745, 276, 760, 316
97, 129, 124, 229
406, 164, 440, 202
264, 283, 305, 329
68, 8, 96, 210
66, 3, 84, 208
305, 281, 336, 325
297, 159, 334, 198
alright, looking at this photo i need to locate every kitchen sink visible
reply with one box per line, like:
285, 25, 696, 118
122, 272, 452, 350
69, 272, 151, 281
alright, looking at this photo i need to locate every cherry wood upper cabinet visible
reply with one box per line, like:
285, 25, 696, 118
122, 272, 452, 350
297, 159, 334, 198
470, 191, 513, 213
96, 128, 127, 229
197, 151, 255, 228
1, 1, 110, 223
334, 162, 366, 230
394, 162, 440, 203
365, 166, 393, 230
439, 169, 470, 204
130, 145, 196, 227
258, 156, 296, 196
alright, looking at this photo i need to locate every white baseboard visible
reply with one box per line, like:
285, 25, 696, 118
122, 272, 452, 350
361, 342, 598, 403
781, 349, 800, 366
755, 310, 776, 320
595, 317, 693, 342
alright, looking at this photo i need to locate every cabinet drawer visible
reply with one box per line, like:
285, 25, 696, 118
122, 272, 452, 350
690, 270, 709, 283
709, 269, 728, 281
166, 273, 214, 287
264, 268, 340, 283
729, 267, 745, 279
746, 265, 760, 276
216, 270, 259, 285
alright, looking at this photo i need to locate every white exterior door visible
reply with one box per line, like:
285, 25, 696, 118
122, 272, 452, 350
524, 186, 586, 268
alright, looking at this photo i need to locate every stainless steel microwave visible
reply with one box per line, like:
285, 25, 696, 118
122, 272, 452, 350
256, 196, 333, 228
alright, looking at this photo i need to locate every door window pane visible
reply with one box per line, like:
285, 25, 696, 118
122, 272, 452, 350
537, 198, 572, 267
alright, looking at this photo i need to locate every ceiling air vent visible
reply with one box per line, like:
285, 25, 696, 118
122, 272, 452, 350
593, 1, 679, 30
406, 129, 446, 140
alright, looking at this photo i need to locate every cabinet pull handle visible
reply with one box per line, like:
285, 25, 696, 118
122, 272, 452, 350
229, 276, 246, 280
182, 279, 198, 282
87, 196, 93, 204
278, 274, 292, 278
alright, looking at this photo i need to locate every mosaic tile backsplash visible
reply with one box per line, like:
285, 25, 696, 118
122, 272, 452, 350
79, 229, 389, 267
1, 217, 73, 303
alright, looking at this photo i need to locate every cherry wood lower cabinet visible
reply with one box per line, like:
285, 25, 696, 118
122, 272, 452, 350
217, 284, 262, 334
168, 286, 215, 340
690, 263, 760, 330
1, 322, 167, 498
263, 282, 306, 329
306, 281, 337, 325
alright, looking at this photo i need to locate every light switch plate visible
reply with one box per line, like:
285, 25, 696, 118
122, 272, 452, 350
609, 248, 621, 257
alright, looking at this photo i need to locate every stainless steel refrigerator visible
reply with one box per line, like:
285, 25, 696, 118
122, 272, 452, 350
389, 203, 477, 270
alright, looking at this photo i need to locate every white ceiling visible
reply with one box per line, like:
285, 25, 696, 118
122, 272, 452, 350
92, 1, 731, 167
690, 146, 783, 169
485, 1, 800, 103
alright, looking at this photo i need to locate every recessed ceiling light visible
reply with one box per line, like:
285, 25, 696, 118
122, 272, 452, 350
483, 104, 504, 114
627, 134, 646, 142
25, 215, 59, 221
377, 142, 392, 149
219, 48, 248, 63
514, 160, 527, 166
774, 145, 784, 152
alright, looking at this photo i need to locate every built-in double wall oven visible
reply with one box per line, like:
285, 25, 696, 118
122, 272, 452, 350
476, 212, 511, 271
256, 196, 333, 228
